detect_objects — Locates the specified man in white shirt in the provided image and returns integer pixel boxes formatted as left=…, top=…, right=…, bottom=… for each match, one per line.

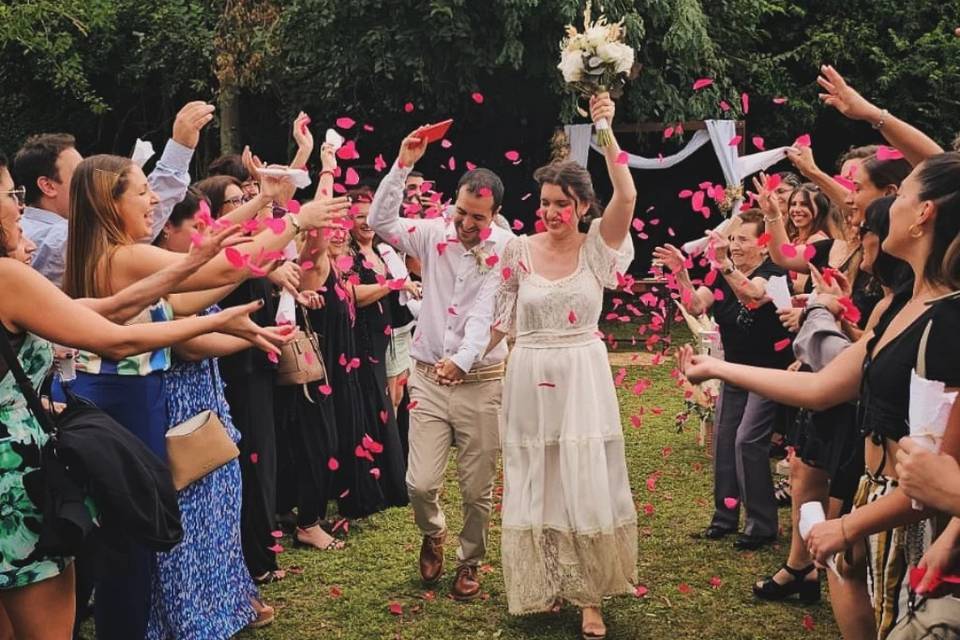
left=13, top=101, right=214, bottom=288
left=369, top=129, right=512, bottom=601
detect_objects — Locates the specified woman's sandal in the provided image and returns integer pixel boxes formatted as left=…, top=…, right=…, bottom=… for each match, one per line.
left=753, top=563, right=820, bottom=603
left=252, top=569, right=286, bottom=585
left=246, top=597, right=275, bottom=629
left=294, top=525, right=346, bottom=551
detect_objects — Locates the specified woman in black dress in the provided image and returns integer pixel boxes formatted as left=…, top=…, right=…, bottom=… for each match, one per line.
left=345, top=187, right=409, bottom=510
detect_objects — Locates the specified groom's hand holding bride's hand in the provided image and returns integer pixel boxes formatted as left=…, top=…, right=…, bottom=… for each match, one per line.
left=398, top=131, right=429, bottom=168
left=435, top=358, right=465, bottom=385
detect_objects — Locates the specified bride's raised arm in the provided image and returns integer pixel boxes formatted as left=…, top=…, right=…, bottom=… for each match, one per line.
left=593, top=93, right=636, bottom=249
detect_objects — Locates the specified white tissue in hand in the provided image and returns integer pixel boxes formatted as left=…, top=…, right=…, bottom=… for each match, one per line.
left=908, top=369, right=957, bottom=509
left=798, top=501, right=825, bottom=539
left=766, top=275, right=792, bottom=311
left=909, top=369, right=957, bottom=450
left=275, top=290, right=296, bottom=326
left=131, top=138, right=155, bottom=167
left=256, top=166, right=311, bottom=189
left=325, top=128, right=345, bottom=151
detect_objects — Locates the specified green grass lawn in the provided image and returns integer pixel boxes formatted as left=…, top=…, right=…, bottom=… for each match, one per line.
left=240, top=352, right=840, bottom=640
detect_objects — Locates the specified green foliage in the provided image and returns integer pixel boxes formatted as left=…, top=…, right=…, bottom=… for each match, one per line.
left=1, top=0, right=959, bottom=165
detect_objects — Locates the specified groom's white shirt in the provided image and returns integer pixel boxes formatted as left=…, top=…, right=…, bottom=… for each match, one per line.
left=368, top=161, right=513, bottom=373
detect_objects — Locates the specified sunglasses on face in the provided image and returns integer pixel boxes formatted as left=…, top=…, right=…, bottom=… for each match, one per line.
left=0, top=187, right=26, bottom=207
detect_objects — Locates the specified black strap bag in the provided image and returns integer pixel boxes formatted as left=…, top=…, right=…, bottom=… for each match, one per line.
left=0, top=331, right=182, bottom=557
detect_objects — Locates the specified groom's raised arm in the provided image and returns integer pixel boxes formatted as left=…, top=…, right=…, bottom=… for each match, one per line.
left=369, top=131, right=434, bottom=260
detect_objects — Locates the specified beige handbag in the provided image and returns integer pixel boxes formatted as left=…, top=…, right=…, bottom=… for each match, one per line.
left=276, top=305, right=327, bottom=386
left=165, top=410, right=239, bottom=491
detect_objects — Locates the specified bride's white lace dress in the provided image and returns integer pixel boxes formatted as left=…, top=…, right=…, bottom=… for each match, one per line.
left=496, top=219, right=638, bottom=615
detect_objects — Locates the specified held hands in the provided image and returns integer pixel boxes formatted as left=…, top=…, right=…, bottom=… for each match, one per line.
left=652, top=244, right=687, bottom=274
left=398, top=131, right=429, bottom=169
left=172, top=101, right=215, bottom=149
left=895, top=437, right=960, bottom=515
left=215, top=299, right=296, bottom=356
left=817, top=65, right=880, bottom=122
left=435, top=358, right=465, bottom=385
left=589, top=92, right=615, bottom=127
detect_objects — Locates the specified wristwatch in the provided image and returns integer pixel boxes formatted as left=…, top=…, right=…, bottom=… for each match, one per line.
left=720, top=261, right=735, bottom=276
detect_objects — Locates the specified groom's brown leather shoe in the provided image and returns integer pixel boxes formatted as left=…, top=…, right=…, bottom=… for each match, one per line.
left=419, top=533, right=445, bottom=584
left=451, top=565, right=481, bottom=601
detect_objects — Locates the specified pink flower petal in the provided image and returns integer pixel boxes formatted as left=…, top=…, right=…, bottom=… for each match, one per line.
left=803, top=244, right=817, bottom=261
left=876, top=145, right=905, bottom=161
left=752, top=135, right=765, bottom=151
left=327, top=456, right=339, bottom=471
left=225, top=247, right=247, bottom=269
left=774, top=338, right=792, bottom=352
left=471, top=92, right=484, bottom=104
left=773, top=97, right=788, bottom=105
left=374, top=154, right=387, bottom=172
left=741, top=92, right=750, bottom=114
left=728, top=135, right=742, bottom=147
left=780, top=243, right=798, bottom=258
left=504, top=150, right=520, bottom=162
left=616, top=150, right=628, bottom=165
left=719, top=100, right=731, bottom=112
left=403, top=102, right=414, bottom=113
left=723, top=497, right=739, bottom=509
left=345, top=167, right=360, bottom=186
left=692, top=78, right=714, bottom=91
left=335, top=116, right=355, bottom=129
left=793, top=133, right=811, bottom=148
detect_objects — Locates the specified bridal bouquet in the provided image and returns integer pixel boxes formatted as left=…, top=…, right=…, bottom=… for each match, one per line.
left=557, top=0, right=636, bottom=146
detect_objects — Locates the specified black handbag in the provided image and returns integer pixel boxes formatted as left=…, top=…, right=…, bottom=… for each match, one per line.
left=0, top=331, right=182, bottom=557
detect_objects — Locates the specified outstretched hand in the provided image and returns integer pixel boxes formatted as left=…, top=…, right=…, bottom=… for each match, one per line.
left=817, top=65, right=879, bottom=122
left=589, top=92, right=615, bottom=127
left=676, top=344, right=720, bottom=385
left=172, top=101, right=215, bottom=149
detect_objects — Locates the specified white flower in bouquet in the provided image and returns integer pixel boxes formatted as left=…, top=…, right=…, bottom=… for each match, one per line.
left=558, top=51, right=585, bottom=83
left=556, top=0, right=637, bottom=147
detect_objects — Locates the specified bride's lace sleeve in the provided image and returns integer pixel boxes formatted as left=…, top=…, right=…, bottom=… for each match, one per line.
left=584, top=218, right=635, bottom=289
left=493, top=237, right=522, bottom=335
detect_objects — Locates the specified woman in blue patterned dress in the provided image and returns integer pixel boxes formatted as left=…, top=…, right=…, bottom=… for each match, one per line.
left=147, top=191, right=273, bottom=637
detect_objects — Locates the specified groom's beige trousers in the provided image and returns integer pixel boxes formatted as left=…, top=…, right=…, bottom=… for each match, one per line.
left=405, top=361, right=503, bottom=567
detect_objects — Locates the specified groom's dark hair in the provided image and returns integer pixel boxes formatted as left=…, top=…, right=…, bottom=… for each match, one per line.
left=457, top=168, right=504, bottom=211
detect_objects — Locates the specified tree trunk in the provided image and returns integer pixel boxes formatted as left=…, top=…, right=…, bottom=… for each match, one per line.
left=218, top=83, right=241, bottom=155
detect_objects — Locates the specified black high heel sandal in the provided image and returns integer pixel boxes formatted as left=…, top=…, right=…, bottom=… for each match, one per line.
left=753, top=563, right=820, bottom=603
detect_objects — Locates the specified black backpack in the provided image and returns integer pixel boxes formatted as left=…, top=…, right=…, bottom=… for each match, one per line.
left=0, top=331, right=182, bottom=558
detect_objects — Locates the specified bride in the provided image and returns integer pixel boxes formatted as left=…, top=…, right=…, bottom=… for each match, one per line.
left=487, top=92, right=637, bottom=639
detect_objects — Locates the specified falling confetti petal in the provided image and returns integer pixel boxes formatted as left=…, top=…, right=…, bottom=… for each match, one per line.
left=335, top=116, right=355, bottom=129
left=504, top=150, right=520, bottom=162
left=692, top=78, right=714, bottom=91
left=471, top=92, right=484, bottom=104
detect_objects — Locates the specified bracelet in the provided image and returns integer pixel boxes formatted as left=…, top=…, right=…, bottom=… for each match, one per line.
left=764, top=214, right=782, bottom=223
left=318, top=169, right=335, bottom=179
left=286, top=213, right=303, bottom=234
left=839, top=515, right=851, bottom=546
left=871, top=108, right=890, bottom=130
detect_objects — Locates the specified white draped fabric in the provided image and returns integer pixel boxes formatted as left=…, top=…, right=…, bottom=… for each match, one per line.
left=563, top=121, right=791, bottom=254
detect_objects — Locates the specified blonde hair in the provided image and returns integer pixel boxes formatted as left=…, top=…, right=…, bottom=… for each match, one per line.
left=64, top=154, right=136, bottom=298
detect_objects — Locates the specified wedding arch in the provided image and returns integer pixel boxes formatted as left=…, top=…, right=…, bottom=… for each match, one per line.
left=563, top=120, right=792, bottom=253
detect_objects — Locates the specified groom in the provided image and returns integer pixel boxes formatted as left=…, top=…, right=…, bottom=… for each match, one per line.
left=368, top=128, right=513, bottom=600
